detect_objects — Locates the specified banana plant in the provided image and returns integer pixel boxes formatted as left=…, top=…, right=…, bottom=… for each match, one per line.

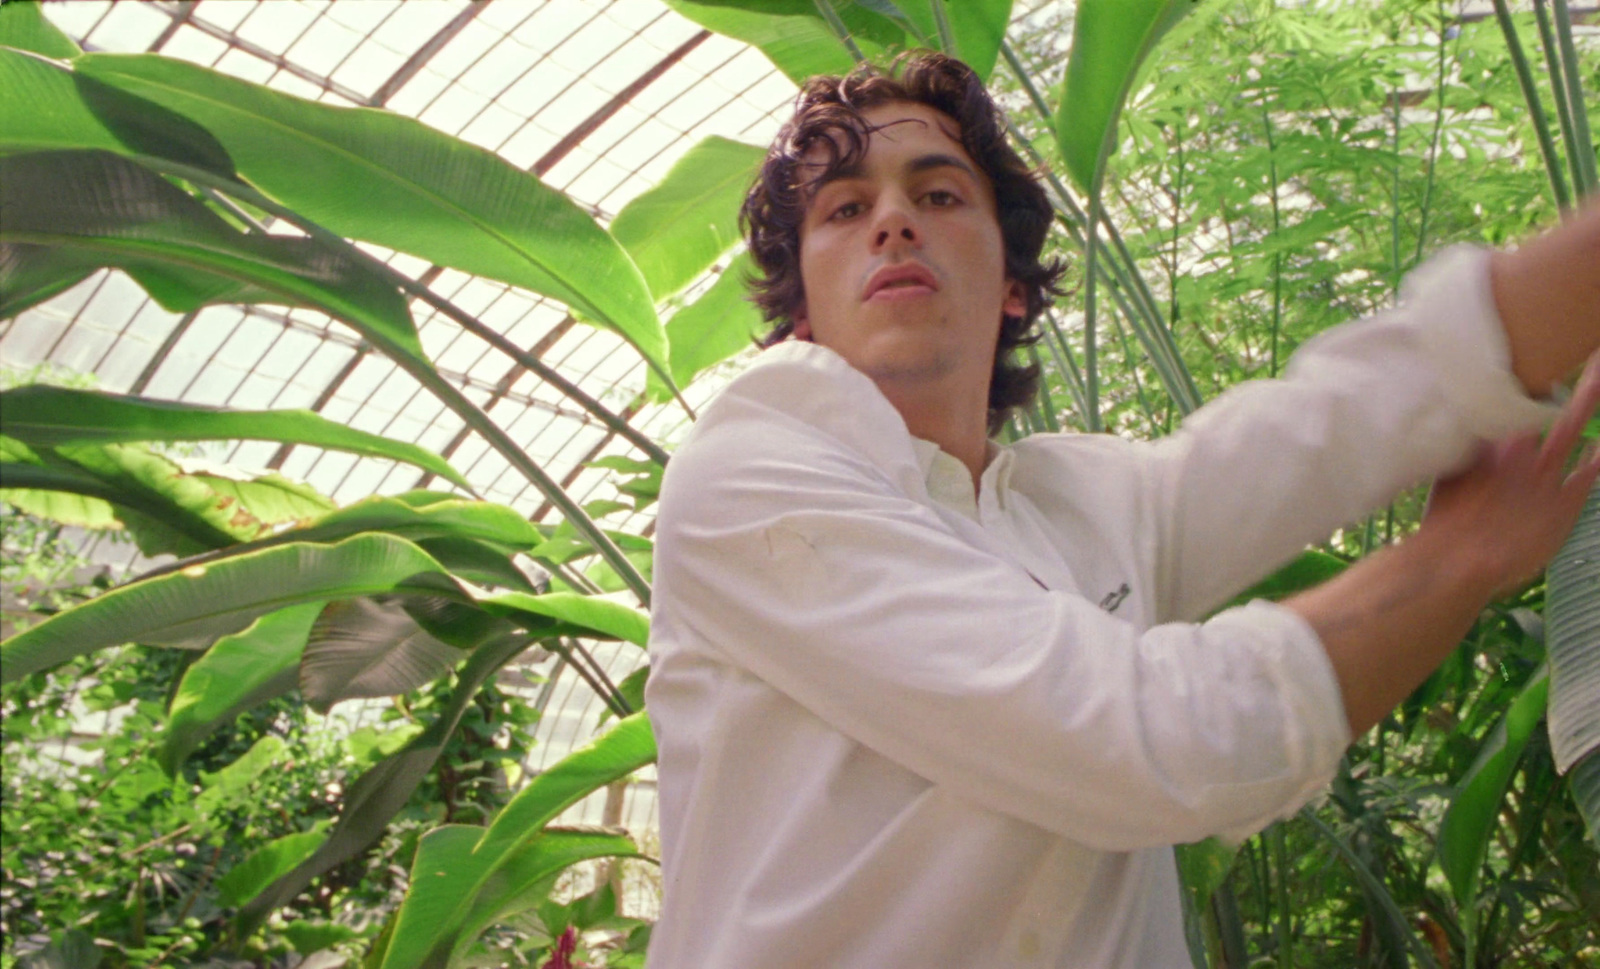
left=1480, top=0, right=1600, bottom=845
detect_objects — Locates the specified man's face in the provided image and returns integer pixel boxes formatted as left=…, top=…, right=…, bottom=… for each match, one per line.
left=794, top=101, right=1025, bottom=394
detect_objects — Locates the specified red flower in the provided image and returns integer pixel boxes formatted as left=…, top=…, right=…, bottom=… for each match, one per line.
left=539, top=926, right=579, bottom=969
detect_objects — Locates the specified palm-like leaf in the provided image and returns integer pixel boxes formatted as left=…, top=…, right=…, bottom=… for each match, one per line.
left=70, top=52, right=667, bottom=368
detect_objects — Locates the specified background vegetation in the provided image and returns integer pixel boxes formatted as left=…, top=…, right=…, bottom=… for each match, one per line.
left=1, top=0, right=1596, bottom=966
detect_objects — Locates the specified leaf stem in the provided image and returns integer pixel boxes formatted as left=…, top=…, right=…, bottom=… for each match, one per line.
left=1490, top=0, right=1573, bottom=210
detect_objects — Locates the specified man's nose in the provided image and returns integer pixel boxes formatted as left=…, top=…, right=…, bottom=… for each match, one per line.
left=871, top=201, right=920, bottom=251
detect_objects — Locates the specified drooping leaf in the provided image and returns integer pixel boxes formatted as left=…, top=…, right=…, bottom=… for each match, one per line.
left=0, top=152, right=443, bottom=433
left=649, top=253, right=765, bottom=401
left=73, top=52, right=667, bottom=369
left=1570, top=749, right=1600, bottom=844
left=458, top=828, right=642, bottom=947
left=161, top=602, right=323, bottom=776
left=26, top=443, right=258, bottom=555
left=414, top=535, right=541, bottom=594
left=215, top=823, right=331, bottom=908
left=0, top=1, right=82, bottom=59
left=137, top=494, right=544, bottom=588
left=299, top=597, right=467, bottom=714
left=0, top=533, right=451, bottom=683
left=1436, top=667, right=1550, bottom=909
left=238, top=632, right=536, bottom=940
left=0, top=243, right=98, bottom=319
left=0, top=47, right=234, bottom=176
left=611, top=137, right=766, bottom=301
left=183, top=468, right=336, bottom=527
left=600, top=665, right=650, bottom=727
left=1054, top=0, right=1198, bottom=195
left=886, top=0, right=1014, bottom=79
left=474, top=590, right=650, bottom=648
left=196, top=734, right=285, bottom=816
left=662, top=0, right=904, bottom=84
left=376, top=713, right=655, bottom=969
left=0, top=385, right=472, bottom=492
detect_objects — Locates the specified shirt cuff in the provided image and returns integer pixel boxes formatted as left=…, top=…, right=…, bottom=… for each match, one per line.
left=1403, top=244, right=1561, bottom=440
left=1213, top=598, right=1350, bottom=844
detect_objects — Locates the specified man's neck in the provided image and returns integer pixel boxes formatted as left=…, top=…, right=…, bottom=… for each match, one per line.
left=877, top=378, right=992, bottom=490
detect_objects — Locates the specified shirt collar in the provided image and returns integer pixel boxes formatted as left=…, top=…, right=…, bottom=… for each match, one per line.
left=911, top=437, right=1013, bottom=521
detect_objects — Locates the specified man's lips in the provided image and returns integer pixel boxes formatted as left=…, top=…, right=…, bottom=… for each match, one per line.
left=862, top=262, right=940, bottom=301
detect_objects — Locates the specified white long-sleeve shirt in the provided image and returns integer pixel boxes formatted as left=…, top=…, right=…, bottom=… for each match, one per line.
left=644, top=246, right=1553, bottom=967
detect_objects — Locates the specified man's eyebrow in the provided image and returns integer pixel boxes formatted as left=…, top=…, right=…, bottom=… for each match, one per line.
left=807, top=152, right=980, bottom=202
left=903, top=152, right=980, bottom=180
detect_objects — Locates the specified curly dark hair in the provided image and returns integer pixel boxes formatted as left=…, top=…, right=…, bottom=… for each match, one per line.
left=741, top=51, right=1064, bottom=435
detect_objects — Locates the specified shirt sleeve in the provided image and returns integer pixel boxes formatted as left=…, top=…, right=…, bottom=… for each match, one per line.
left=1147, top=245, right=1557, bottom=622
left=653, top=392, right=1351, bottom=852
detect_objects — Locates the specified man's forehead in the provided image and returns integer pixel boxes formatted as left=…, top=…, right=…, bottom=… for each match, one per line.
left=797, top=101, right=972, bottom=183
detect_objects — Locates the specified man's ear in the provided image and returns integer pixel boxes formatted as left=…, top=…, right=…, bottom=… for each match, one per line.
left=793, top=306, right=812, bottom=342
left=1001, top=281, right=1026, bottom=320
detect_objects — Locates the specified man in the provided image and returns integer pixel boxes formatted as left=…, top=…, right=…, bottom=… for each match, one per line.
left=643, top=53, right=1600, bottom=967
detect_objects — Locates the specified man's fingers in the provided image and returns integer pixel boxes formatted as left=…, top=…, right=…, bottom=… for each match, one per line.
left=1540, top=354, right=1600, bottom=469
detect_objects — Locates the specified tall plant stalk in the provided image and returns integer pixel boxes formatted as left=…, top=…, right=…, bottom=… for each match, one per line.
left=1491, top=0, right=1574, bottom=210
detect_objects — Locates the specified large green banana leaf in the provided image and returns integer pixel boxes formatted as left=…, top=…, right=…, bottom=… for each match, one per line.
left=0, top=0, right=80, bottom=59
left=371, top=825, right=640, bottom=969
left=66, top=52, right=666, bottom=369
left=648, top=251, right=766, bottom=402
left=0, top=46, right=235, bottom=177
left=0, top=533, right=453, bottom=681
left=664, top=0, right=1011, bottom=83
left=237, top=631, right=535, bottom=939
left=0, top=150, right=427, bottom=363
left=610, top=136, right=765, bottom=301
left=215, top=823, right=331, bottom=910
left=1054, top=0, right=1197, bottom=196
left=0, top=385, right=471, bottom=491
left=134, top=492, right=543, bottom=584
left=378, top=712, right=656, bottom=969
left=1, top=244, right=98, bottom=318
left=160, top=603, right=323, bottom=776
left=3, top=443, right=261, bottom=556
left=297, top=596, right=477, bottom=714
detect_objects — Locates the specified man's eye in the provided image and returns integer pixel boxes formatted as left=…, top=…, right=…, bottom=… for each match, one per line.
left=925, top=190, right=959, bottom=207
left=829, top=201, right=863, bottom=221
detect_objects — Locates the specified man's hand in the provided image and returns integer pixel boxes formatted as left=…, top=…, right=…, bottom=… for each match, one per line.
left=1421, top=356, right=1600, bottom=599
left=1289, top=357, right=1600, bottom=736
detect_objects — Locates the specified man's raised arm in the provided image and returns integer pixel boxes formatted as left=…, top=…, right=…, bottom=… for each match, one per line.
left=1492, top=199, right=1600, bottom=396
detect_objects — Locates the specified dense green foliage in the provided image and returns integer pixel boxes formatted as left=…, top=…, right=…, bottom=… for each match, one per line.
left=1, top=0, right=1597, bottom=966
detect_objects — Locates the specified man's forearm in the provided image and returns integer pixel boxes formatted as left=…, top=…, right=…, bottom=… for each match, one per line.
left=1286, top=531, right=1499, bottom=737
left=1491, top=199, right=1600, bottom=397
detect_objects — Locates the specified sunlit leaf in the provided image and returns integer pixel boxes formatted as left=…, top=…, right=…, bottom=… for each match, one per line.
left=0, top=1, right=82, bottom=59
left=1, top=385, right=471, bottom=492
left=377, top=714, right=655, bottom=969
left=0, top=533, right=451, bottom=683
left=73, top=53, right=667, bottom=369
left=649, top=253, right=765, bottom=401
left=216, top=824, right=331, bottom=908
left=1054, top=0, right=1197, bottom=194
left=610, top=136, right=765, bottom=300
